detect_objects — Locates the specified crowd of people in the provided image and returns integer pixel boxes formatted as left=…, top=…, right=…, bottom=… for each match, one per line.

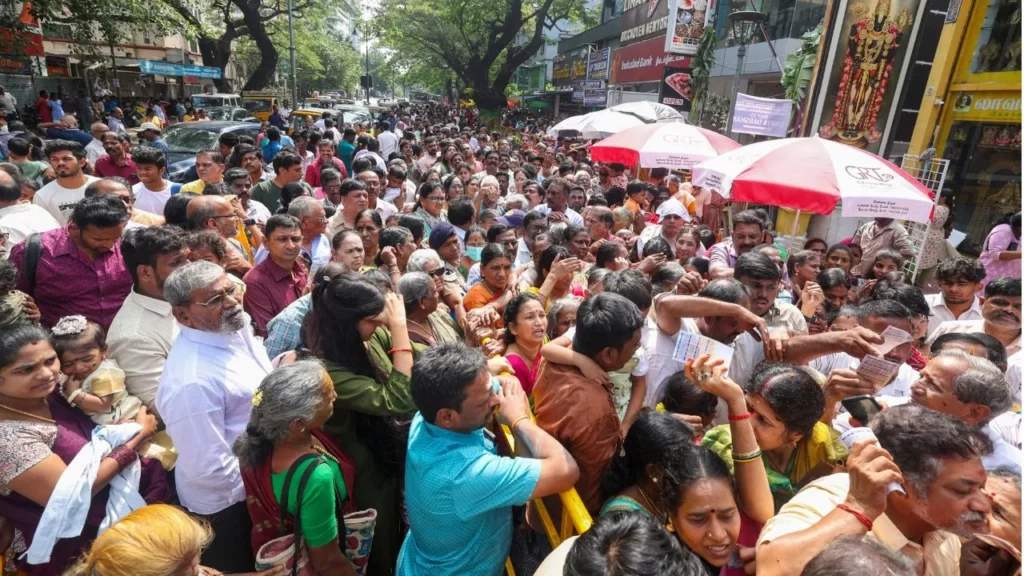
left=0, top=97, right=1020, bottom=576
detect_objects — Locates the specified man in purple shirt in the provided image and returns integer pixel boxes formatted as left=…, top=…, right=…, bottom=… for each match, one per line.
left=10, top=195, right=132, bottom=329
left=242, top=213, right=307, bottom=337
left=709, top=209, right=766, bottom=280
left=93, top=131, right=139, bottom=184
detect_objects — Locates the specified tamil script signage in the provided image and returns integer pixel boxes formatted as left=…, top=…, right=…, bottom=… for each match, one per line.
left=951, top=91, right=1021, bottom=122
left=553, top=49, right=588, bottom=87
left=587, top=47, right=611, bottom=81
left=665, top=0, right=706, bottom=55
left=731, top=93, right=792, bottom=137
left=138, top=59, right=222, bottom=79
left=610, top=35, right=690, bottom=84
left=620, top=0, right=670, bottom=46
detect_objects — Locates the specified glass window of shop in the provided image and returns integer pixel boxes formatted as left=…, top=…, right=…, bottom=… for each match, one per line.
left=715, top=0, right=826, bottom=47
left=967, top=0, right=1022, bottom=74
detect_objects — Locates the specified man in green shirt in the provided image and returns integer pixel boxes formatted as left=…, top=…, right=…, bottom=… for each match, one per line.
left=250, top=150, right=311, bottom=213
left=337, top=127, right=357, bottom=176
left=7, top=137, right=54, bottom=185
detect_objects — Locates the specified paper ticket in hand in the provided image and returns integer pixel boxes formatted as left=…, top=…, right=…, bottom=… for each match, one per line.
left=876, top=326, right=913, bottom=355
left=856, top=355, right=900, bottom=387
left=839, top=427, right=905, bottom=495
left=673, top=332, right=734, bottom=368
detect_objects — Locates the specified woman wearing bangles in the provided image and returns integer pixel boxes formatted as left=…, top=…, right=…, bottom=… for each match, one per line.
left=701, top=362, right=846, bottom=512
left=598, top=354, right=773, bottom=575
left=0, top=324, right=171, bottom=575
left=310, top=273, right=420, bottom=575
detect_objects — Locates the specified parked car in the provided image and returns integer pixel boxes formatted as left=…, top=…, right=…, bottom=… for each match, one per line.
left=205, top=106, right=259, bottom=123
left=190, top=93, right=242, bottom=110
left=162, top=121, right=260, bottom=183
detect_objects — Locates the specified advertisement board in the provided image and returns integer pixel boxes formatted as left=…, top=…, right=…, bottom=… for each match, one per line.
left=664, top=0, right=707, bottom=55
left=587, top=48, right=611, bottom=81
left=620, top=0, right=670, bottom=46
left=950, top=91, right=1021, bottom=123
left=658, top=65, right=692, bottom=113
left=731, top=93, right=792, bottom=137
left=553, top=49, right=589, bottom=87
left=610, top=35, right=690, bottom=84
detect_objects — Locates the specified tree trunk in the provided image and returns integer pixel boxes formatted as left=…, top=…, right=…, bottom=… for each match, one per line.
left=238, top=1, right=279, bottom=90
left=198, top=36, right=234, bottom=92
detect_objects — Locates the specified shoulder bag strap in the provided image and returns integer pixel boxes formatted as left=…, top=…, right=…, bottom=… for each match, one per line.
left=290, top=455, right=326, bottom=576
left=278, top=453, right=323, bottom=530
left=22, top=232, right=42, bottom=295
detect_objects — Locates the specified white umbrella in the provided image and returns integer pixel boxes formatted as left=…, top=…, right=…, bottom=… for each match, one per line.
left=549, top=109, right=646, bottom=139
left=609, top=101, right=686, bottom=123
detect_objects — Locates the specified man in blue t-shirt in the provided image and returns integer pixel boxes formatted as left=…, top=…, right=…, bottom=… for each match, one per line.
left=397, top=343, right=579, bottom=576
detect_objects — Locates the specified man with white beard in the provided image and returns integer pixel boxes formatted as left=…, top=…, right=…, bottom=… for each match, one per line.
left=156, top=260, right=272, bottom=573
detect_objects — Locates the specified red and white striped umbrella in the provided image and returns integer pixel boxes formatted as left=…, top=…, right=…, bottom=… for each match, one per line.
left=692, top=137, right=935, bottom=223
left=590, top=122, right=741, bottom=170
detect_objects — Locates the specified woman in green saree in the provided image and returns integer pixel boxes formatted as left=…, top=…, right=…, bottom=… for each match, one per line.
left=310, top=272, right=418, bottom=576
left=701, top=362, right=847, bottom=512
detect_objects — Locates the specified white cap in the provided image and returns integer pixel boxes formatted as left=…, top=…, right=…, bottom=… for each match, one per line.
left=657, top=198, right=689, bottom=222
left=139, top=122, right=160, bottom=133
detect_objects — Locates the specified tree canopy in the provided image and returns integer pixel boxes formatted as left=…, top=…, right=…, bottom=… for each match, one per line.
left=377, top=0, right=597, bottom=111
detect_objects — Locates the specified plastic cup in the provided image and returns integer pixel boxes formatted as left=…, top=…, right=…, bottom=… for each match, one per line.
left=839, top=427, right=905, bottom=495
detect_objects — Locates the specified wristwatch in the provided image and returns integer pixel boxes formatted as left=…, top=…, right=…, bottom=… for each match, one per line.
left=243, top=218, right=256, bottom=227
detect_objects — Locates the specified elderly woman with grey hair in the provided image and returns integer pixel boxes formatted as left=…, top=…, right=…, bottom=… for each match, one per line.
left=235, top=359, right=357, bottom=576
left=398, top=271, right=462, bottom=346
left=406, top=248, right=469, bottom=330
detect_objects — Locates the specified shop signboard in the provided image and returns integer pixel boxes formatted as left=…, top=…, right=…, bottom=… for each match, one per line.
left=587, top=48, right=611, bottom=80
left=812, top=0, right=923, bottom=154
left=731, top=93, right=792, bottom=137
left=951, top=91, right=1021, bottom=122
left=0, top=55, right=34, bottom=75
left=138, top=59, right=222, bottom=79
left=620, top=0, right=671, bottom=46
left=553, top=49, right=588, bottom=87
left=658, top=66, right=692, bottom=113
left=610, top=35, right=690, bottom=84
left=582, top=80, right=608, bottom=107
left=45, top=55, right=70, bottom=77
left=664, top=0, right=707, bottom=55
left=572, top=80, right=585, bottom=103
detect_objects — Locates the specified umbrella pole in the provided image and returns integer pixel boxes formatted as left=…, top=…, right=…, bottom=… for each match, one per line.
left=786, top=209, right=801, bottom=255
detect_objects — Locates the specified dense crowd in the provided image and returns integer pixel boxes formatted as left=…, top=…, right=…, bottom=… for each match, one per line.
left=0, top=96, right=1020, bottom=576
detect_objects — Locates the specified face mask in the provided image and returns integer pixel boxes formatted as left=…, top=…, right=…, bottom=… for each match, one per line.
left=466, top=246, right=484, bottom=262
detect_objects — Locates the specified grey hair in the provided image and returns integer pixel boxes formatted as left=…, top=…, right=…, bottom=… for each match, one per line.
left=504, top=193, right=527, bottom=211
left=480, top=175, right=499, bottom=190
left=398, top=272, right=433, bottom=312
left=800, top=535, right=915, bottom=576
left=937, top=349, right=1012, bottom=424
left=546, top=297, right=580, bottom=339
left=163, top=260, right=225, bottom=307
left=406, top=248, right=443, bottom=273
left=287, top=196, right=321, bottom=219
left=233, top=359, right=328, bottom=468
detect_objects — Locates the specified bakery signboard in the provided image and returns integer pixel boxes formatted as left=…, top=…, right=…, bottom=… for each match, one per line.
left=620, top=0, right=671, bottom=46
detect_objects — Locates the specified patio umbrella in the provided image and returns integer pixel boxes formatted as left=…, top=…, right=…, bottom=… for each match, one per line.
left=691, top=137, right=935, bottom=223
left=548, top=109, right=647, bottom=139
left=608, top=101, right=686, bottom=123
left=589, top=123, right=741, bottom=169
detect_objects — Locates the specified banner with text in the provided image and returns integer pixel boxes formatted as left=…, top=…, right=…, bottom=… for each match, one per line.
left=620, top=0, right=670, bottom=46
left=587, top=47, right=611, bottom=81
left=664, top=0, right=706, bottom=55
left=610, top=35, right=690, bottom=84
left=731, top=93, right=792, bottom=137
left=658, top=66, right=692, bottom=113
left=138, top=59, right=222, bottom=79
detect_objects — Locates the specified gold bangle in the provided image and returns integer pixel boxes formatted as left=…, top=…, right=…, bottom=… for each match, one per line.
left=510, top=415, right=530, bottom=433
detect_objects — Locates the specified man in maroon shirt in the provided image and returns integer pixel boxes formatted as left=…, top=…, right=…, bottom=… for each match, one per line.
left=11, top=195, right=132, bottom=329
left=94, top=132, right=139, bottom=184
left=242, top=213, right=307, bottom=337
left=304, top=138, right=347, bottom=187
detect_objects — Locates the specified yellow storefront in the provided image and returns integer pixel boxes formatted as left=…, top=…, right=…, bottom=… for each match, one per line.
left=908, top=0, right=1021, bottom=255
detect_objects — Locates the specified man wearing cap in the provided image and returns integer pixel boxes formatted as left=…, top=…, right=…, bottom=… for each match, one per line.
left=429, top=222, right=468, bottom=294
left=636, top=198, right=688, bottom=259
left=138, top=122, right=169, bottom=155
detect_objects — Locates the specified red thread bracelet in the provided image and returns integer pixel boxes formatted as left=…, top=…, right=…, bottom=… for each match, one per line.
left=836, top=504, right=873, bottom=531
left=728, top=412, right=751, bottom=421
left=389, top=348, right=413, bottom=355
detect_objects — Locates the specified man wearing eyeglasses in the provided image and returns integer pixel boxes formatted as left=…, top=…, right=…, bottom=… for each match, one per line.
left=158, top=260, right=272, bottom=573
left=83, top=177, right=166, bottom=230
left=185, top=195, right=254, bottom=277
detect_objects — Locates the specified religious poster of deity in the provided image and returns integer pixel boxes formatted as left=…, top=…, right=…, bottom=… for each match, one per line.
left=812, top=0, right=923, bottom=154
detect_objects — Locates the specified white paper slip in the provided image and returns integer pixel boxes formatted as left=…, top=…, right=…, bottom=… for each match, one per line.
left=876, top=325, right=913, bottom=355
left=672, top=331, right=734, bottom=368
left=856, top=355, right=900, bottom=386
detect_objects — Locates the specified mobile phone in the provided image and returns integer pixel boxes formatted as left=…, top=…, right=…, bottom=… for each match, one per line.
left=841, top=394, right=882, bottom=423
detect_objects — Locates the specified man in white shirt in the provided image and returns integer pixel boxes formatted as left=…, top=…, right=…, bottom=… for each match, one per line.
left=157, top=260, right=271, bottom=573
left=0, top=170, right=60, bottom=259
left=927, top=277, right=1021, bottom=357
left=925, top=257, right=985, bottom=335
left=535, top=177, right=584, bottom=227
left=353, top=137, right=387, bottom=171
left=84, top=122, right=109, bottom=167
left=376, top=120, right=399, bottom=158
left=107, top=226, right=189, bottom=413
left=131, top=146, right=177, bottom=215
left=254, top=196, right=332, bottom=274
left=32, top=139, right=98, bottom=225
left=358, top=169, right=397, bottom=222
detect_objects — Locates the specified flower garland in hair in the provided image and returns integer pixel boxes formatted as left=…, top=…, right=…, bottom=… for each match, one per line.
left=51, top=315, right=88, bottom=337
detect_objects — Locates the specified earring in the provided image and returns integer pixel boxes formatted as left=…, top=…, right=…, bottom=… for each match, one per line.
left=652, top=477, right=658, bottom=483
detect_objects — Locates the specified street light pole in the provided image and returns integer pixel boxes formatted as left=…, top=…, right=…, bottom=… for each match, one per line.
left=364, top=21, right=371, bottom=105
left=287, top=0, right=298, bottom=107
left=724, top=10, right=765, bottom=137
left=725, top=43, right=746, bottom=136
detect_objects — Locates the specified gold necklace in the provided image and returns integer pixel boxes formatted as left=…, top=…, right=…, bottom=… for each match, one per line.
left=0, top=402, right=55, bottom=424
left=637, top=485, right=674, bottom=532
left=407, top=318, right=436, bottom=341
left=310, top=443, right=339, bottom=465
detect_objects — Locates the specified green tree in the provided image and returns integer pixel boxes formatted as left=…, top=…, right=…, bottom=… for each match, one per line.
left=780, top=21, right=824, bottom=134
left=688, top=26, right=717, bottom=124
left=377, top=0, right=597, bottom=111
